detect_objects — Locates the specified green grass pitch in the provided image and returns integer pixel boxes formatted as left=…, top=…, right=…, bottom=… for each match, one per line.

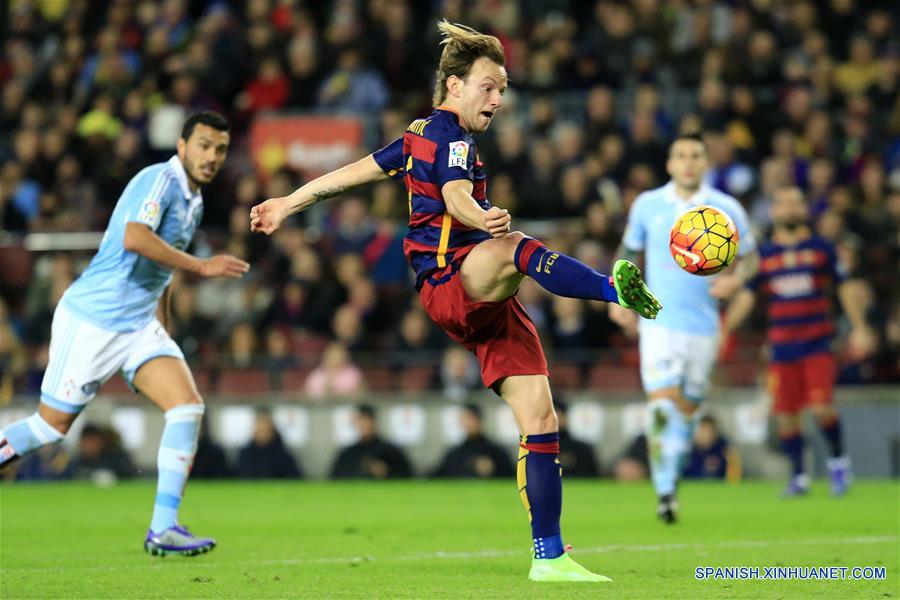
left=1, top=480, right=897, bottom=599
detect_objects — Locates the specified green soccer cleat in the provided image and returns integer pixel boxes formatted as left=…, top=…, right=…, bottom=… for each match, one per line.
left=612, top=259, right=662, bottom=320
left=528, top=551, right=612, bottom=583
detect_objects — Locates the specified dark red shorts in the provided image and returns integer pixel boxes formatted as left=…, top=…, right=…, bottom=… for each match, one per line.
left=419, top=255, right=548, bottom=391
left=767, top=352, right=836, bottom=414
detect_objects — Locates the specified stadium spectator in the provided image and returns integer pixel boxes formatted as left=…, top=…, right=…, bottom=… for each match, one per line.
left=226, top=321, right=258, bottom=370
left=236, top=55, right=290, bottom=115
left=330, top=405, right=411, bottom=479
left=705, top=131, right=756, bottom=199
left=191, top=417, right=233, bottom=479
left=0, top=298, right=27, bottom=405
left=432, top=404, right=514, bottom=479
left=389, top=307, right=446, bottom=368
left=285, top=32, right=322, bottom=109
left=72, top=424, right=136, bottom=484
left=304, top=342, right=364, bottom=399
left=236, top=410, right=302, bottom=479
left=262, top=327, right=298, bottom=391
left=438, top=346, right=481, bottom=402
left=549, top=296, right=591, bottom=353
left=613, top=433, right=649, bottom=482
left=169, top=280, right=212, bottom=363
left=682, top=414, right=740, bottom=482
left=7, top=444, right=73, bottom=482
left=262, top=280, right=315, bottom=333
left=834, top=36, right=884, bottom=97
left=556, top=401, right=600, bottom=478
left=316, top=47, right=389, bottom=114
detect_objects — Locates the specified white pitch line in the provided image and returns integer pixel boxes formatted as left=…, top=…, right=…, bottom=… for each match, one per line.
left=262, top=535, right=900, bottom=566
left=4, top=535, right=896, bottom=574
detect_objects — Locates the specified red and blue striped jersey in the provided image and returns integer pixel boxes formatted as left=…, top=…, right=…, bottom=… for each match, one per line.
left=747, top=235, right=846, bottom=363
left=372, top=108, right=491, bottom=289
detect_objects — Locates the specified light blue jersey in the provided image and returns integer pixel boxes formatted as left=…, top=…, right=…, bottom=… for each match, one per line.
left=622, top=182, right=756, bottom=335
left=62, top=156, right=203, bottom=332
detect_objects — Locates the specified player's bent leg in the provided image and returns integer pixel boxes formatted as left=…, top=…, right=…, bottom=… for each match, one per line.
left=499, top=375, right=610, bottom=583
left=132, top=356, right=204, bottom=413
left=499, top=374, right=557, bottom=434
left=0, top=404, right=73, bottom=471
left=646, top=387, right=695, bottom=524
left=460, top=233, right=660, bottom=320
left=463, top=233, right=660, bottom=318
left=38, top=403, right=79, bottom=435
left=4, top=302, right=117, bottom=470
left=459, top=232, right=527, bottom=303
left=132, top=357, right=214, bottom=556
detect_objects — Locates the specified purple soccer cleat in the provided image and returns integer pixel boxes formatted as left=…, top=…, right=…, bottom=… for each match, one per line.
left=144, top=524, right=216, bottom=557
left=780, top=474, right=810, bottom=498
left=827, top=457, right=852, bottom=497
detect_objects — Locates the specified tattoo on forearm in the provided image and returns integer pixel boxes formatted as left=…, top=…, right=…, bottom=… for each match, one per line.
left=312, top=185, right=349, bottom=201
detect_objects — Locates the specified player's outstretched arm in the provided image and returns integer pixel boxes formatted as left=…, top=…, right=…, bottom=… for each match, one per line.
left=250, top=155, right=389, bottom=235
left=710, top=250, right=760, bottom=300
left=722, top=288, right=756, bottom=335
left=442, top=179, right=510, bottom=237
left=837, top=279, right=878, bottom=358
left=123, top=222, right=249, bottom=278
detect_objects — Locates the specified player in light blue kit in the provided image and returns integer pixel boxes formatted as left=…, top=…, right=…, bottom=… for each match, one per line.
left=610, top=133, right=759, bottom=523
left=0, top=112, right=249, bottom=555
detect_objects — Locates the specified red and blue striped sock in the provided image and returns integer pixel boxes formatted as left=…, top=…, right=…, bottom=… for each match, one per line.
left=518, top=432, right=565, bottom=559
left=514, top=238, right=619, bottom=303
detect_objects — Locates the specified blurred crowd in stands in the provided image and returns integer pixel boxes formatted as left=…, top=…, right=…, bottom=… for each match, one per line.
left=1, top=400, right=741, bottom=482
left=1, top=0, right=899, bottom=402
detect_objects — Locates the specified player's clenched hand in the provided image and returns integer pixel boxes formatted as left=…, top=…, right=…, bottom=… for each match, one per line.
left=709, top=273, right=743, bottom=300
left=847, top=325, right=878, bottom=360
left=250, top=197, right=289, bottom=235
left=198, top=255, right=250, bottom=278
left=609, top=302, right=639, bottom=337
left=484, top=207, right=511, bottom=238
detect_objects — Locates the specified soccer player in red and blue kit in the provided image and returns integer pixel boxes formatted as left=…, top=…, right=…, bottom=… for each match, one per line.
left=251, top=21, right=661, bottom=582
left=725, top=185, right=876, bottom=497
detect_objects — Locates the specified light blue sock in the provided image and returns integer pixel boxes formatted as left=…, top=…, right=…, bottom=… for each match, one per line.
left=646, top=398, right=689, bottom=497
left=1, top=412, right=64, bottom=466
left=150, top=404, right=204, bottom=534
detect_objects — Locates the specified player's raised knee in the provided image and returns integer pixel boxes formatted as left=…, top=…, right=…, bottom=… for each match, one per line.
left=506, top=231, right=528, bottom=244
left=494, top=231, right=528, bottom=264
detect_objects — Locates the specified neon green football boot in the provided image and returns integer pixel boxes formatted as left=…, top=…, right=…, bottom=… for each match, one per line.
left=611, top=259, right=662, bottom=320
left=528, top=551, right=612, bottom=583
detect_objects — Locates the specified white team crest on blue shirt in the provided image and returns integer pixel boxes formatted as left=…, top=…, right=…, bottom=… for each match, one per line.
left=448, top=141, right=469, bottom=168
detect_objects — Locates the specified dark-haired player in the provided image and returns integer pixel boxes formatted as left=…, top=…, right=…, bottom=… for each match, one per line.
left=251, top=21, right=660, bottom=582
left=724, top=185, right=876, bottom=497
left=611, top=133, right=758, bottom=524
left=0, top=112, right=249, bottom=555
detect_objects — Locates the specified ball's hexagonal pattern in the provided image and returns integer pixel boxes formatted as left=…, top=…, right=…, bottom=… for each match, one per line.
left=668, top=205, right=740, bottom=276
